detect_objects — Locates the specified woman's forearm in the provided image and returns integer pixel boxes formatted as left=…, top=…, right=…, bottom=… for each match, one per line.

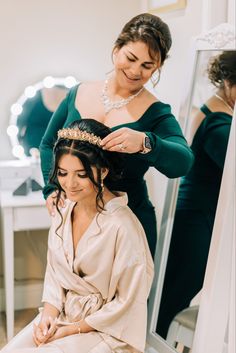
left=41, top=302, right=60, bottom=321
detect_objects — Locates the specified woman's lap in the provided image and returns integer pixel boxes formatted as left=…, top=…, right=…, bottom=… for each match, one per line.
left=1, top=316, right=111, bottom=353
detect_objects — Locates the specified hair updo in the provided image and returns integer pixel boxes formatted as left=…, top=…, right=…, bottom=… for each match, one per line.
left=114, top=13, right=172, bottom=66
left=207, top=51, right=236, bottom=88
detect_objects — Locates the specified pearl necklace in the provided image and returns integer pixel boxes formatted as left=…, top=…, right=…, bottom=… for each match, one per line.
left=214, top=94, right=234, bottom=114
left=101, top=79, right=144, bottom=114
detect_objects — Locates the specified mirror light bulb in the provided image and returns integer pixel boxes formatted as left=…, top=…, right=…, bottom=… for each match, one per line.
left=7, top=125, right=19, bottom=137
left=11, top=103, right=23, bottom=115
left=12, top=145, right=25, bottom=158
left=24, top=86, right=37, bottom=98
left=64, top=76, right=77, bottom=88
left=43, top=76, right=55, bottom=88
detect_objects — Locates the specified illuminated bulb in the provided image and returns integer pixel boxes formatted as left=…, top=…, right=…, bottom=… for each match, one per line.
left=24, top=86, right=37, bottom=98
left=43, top=76, right=55, bottom=88
left=7, top=125, right=19, bottom=137
left=64, top=76, right=77, bottom=88
left=12, top=145, right=25, bottom=158
left=11, top=103, right=23, bottom=115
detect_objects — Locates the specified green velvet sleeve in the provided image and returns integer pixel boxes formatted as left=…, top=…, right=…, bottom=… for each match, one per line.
left=138, top=115, right=194, bottom=178
left=39, top=93, right=69, bottom=199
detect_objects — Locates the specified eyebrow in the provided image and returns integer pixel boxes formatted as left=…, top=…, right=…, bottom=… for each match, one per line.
left=127, top=50, right=155, bottom=65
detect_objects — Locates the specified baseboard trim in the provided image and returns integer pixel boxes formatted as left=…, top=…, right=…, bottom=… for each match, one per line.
left=0, top=282, right=43, bottom=311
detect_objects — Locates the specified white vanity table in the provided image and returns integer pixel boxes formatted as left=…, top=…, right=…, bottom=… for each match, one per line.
left=0, top=168, right=50, bottom=341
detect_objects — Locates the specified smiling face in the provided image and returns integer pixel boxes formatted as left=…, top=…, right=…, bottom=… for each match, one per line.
left=113, top=41, right=160, bottom=91
left=57, top=154, right=98, bottom=205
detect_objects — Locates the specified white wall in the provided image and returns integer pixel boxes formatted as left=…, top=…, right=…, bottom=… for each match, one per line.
left=0, top=0, right=142, bottom=160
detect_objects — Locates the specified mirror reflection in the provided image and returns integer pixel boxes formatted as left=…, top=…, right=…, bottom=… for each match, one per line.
left=17, top=86, right=68, bottom=156
left=156, top=50, right=236, bottom=351
left=7, top=76, right=77, bottom=159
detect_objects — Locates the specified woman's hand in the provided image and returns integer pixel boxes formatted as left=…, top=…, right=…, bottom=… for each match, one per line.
left=100, top=127, right=145, bottom=153
left=33, top=316, right=57, bottom=346
left=45, top=325, right=72, bottom=343
left=46, top=191, right=66, bottom=216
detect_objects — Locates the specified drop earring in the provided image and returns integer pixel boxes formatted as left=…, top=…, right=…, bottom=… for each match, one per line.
left=100, top=178, right=104, bottom=193
left=151, top=69, right=161, bottom=88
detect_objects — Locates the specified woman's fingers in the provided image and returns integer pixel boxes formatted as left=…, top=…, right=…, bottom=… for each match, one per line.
left=46, top=192, right=57, bottom=216
left=33, top=323, right=45, bottom=346
left=46, top=191, right=66, bottom=216
left=100, top=129, right=124, bottom=146
left=47, top=316, right=58, bottom=336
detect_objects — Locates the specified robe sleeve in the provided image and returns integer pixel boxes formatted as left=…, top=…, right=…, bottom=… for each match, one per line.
left=41, top=228, right=66, bottom=312
left=85, top=221, right=154, bottom=352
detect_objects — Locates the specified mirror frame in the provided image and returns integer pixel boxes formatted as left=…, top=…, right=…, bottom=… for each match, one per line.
left=7, top=75, right=78, bottom=159
left=146, top=22, right=236, bottom=353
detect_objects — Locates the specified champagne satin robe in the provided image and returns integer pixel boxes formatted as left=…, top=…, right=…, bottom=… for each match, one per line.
left=2, top=194, right=154, bottom=353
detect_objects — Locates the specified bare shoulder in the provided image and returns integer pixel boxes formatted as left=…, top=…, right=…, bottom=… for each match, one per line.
left=144, top=88, right=160, bottom=103
left=77, top=80, right=103, bottom=97
left=206, top=95, right=230, bottom=114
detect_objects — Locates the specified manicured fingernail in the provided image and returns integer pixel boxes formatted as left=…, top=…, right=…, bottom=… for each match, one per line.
left=43, top=329, right=47, bottom=336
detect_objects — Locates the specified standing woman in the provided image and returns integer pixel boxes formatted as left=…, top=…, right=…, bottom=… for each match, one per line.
left=40, top=13, right=194, bottom=258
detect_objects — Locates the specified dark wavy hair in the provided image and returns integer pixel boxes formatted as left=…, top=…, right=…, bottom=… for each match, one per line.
left=207, top=51, right=236, bottom=88
left=49, top=119, right=124, bottom=218
left=114, top=13, right=172, bottom=66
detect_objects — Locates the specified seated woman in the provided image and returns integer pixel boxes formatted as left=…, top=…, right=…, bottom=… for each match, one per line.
left=2, top=119, right=154, bottom=353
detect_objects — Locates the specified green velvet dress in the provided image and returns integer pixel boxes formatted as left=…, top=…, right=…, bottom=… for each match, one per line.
left=156, top=105, right=232, bottom=337
left=39, top=85, right=194, bottom=257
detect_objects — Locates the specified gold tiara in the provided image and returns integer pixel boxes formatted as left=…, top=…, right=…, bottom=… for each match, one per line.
left=57, top=128, right=102, bottom=147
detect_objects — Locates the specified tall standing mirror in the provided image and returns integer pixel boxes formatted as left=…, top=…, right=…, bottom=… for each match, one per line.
left=146, top=23, right=235, bottom=353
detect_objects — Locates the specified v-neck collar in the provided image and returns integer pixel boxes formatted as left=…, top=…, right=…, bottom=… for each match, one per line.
left=62, top=193, right=128, bottom=267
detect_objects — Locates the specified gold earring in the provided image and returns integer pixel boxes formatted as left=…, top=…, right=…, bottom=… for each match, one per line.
left=151, top=69, right=161, bottom=88
left=100, top=178, right=104, bottom=193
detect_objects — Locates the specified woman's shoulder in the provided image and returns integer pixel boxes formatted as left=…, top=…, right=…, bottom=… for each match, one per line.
left=77, top=80, right=103, bottom=96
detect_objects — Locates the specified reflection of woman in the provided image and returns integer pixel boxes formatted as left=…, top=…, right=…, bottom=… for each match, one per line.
left=40, top=13, right=194, bottom=258
left=157, top=51, right=236, bottom=338
left=17, top=86, right=67, bottom=156
left=2, top=119, right=154, bottom=353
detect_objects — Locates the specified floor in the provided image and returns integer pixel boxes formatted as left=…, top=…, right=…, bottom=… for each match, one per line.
left=0, top=308, right=38, bottom=349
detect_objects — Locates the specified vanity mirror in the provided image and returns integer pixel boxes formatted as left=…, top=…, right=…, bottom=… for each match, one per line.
left=146, top=23, right=235, bottom=353
left=7, top=76, right=78, bottom=159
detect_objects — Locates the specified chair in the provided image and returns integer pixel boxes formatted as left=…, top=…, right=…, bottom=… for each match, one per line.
left=166, top=305, right=199, bottom=353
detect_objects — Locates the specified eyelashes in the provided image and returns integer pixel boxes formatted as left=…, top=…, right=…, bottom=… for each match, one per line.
left=126, top=55, right=154, bottom=70
left=57, top=170, right=88, bottom=178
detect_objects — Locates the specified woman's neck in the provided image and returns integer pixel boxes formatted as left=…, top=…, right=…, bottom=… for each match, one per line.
left=73, top=188, right=115, bottom=216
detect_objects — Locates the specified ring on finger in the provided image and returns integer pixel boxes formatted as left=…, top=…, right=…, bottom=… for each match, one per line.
left=118, top=143, right=126, bottom=151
